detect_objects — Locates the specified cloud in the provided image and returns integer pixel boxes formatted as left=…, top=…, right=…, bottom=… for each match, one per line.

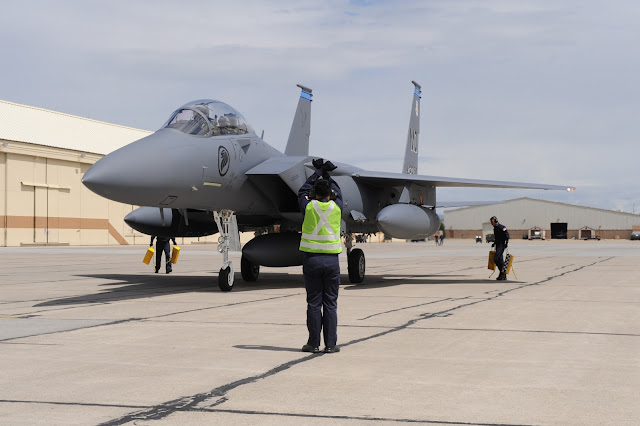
left=1, top=0, right=639, bottom=211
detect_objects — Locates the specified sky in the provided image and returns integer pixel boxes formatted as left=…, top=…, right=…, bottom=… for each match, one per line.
left=1, top=0, right=639, bottom=212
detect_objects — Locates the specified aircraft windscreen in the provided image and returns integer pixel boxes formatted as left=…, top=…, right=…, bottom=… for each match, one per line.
left=162, top=99, right=254, bottom=136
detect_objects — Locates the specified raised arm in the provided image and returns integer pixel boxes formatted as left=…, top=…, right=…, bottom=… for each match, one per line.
left=298, top=168, right=323, bottom=212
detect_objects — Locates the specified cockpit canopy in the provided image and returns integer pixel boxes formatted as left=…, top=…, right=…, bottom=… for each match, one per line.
left=162, top=99, right=254, bottom=137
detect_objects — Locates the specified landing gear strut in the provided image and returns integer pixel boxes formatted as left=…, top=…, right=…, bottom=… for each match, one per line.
left=214, top=210, right=239, bottom=292
left=345, top=233, right=365, bottom=283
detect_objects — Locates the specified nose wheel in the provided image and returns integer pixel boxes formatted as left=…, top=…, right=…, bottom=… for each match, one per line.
left=218, top=263, right=235, bottom=291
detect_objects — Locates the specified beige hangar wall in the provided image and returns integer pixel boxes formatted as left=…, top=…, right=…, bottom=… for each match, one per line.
left=0, top=141, right=242, bottom=247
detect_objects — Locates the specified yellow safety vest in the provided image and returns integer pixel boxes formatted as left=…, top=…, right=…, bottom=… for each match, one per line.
left=299, top=200, right=342, bottom=254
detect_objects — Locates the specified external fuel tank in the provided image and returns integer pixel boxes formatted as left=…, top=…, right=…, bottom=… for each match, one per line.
left=376, top=204, right=440, bottom=240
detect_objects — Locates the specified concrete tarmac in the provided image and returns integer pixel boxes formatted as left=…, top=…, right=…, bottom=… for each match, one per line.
left=0, top=240, right=639, bottom=425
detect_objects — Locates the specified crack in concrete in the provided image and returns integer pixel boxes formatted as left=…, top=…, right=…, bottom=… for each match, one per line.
left=357, top=297, right=456, bottom=320
left=101, top=256, right=613, bottom=425
left=0, top=294, right=298, bottom=342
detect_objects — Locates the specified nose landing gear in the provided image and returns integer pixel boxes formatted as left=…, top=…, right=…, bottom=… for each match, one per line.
left=213, top=210, right=240, bottom=291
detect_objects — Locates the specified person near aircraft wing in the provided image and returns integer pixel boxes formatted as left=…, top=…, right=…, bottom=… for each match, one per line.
left=150, top=235, right=177, bottom=274
left=490, top=216, right=510, bottom=280
left=298, top=159, right=343, bottom=354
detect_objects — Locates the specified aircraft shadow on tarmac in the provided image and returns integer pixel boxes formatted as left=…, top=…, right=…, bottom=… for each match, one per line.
left=342, top=274, right=513, bottom=290
left=33, top=272, right=511, bottom=307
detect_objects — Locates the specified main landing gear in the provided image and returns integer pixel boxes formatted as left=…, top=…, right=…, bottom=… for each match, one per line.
left=241, top=255, right=260, bottom=282
left=344, top=233, right=365, bottom=283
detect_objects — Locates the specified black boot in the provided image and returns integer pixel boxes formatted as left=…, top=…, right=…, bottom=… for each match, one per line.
left=496, top=272, right=507, bottom=281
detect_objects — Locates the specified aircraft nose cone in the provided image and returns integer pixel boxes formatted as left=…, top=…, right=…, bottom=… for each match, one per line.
left=125, top=207, right=173, bottom=235
left=124, top=207, right=170, bottom=228
left=123, top=208, right=145, bottom=228
left=82, top=131, right=184, bottom=206
left=81, top=156, right=122, bottom=197
left=82, top=147, right=151, bottom=203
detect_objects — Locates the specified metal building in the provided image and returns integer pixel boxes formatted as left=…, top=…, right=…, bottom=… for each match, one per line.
left=444, top=197, right=640, bottom=240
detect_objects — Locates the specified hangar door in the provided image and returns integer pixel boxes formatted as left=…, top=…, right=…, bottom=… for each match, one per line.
left=21, top=158, right=70, bottom=245
left=23, top=181, right=64, bottom=244
left=550, top=223, right=568, bottom=239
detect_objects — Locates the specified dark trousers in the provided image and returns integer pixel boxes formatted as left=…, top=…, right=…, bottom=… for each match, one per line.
left=155, top=240, right=172, bottom=272
left=494, top=243, right=506, bottom=272
left=303, top=253, right=340, bottom=347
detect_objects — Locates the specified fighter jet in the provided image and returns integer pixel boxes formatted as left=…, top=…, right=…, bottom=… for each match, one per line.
left=82, top=82, right=574, bottom=291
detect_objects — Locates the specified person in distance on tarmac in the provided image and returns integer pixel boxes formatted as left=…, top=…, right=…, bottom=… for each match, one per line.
left=490, top=216, right=510, bottom=280
left=150, top=235, right=177, bottom=274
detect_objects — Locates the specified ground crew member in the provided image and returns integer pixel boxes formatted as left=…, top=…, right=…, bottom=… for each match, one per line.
left=490, top=216, right=510, bottom=280
left=298, top=158, right=343, bottom=354
left=150, top=235, right=177, bottom=274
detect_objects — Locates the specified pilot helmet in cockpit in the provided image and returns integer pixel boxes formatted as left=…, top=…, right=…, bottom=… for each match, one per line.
left=193, top=105, right=210, bottom=121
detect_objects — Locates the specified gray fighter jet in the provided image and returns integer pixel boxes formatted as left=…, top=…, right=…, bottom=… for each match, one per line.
left=83, top=82, right=573, bottom=291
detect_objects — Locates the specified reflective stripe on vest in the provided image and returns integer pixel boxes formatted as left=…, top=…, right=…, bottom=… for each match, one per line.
left=299, top=200, right=342, bottom=254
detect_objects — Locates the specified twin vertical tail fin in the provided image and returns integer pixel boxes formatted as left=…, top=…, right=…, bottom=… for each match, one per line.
left=284, top=84, right=313, bottom=156
left=402, top=81, right=421, bottom=174
left=284, top=82, right=419, bottom=164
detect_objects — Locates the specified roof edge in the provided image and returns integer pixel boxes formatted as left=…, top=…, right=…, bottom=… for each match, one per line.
left=446, top=197, right=640, bottom=218
left=0, top=98, right=152, bottom=134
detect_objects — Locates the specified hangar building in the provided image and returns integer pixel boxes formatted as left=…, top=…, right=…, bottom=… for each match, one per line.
left=444, top=197, right=640, bottom=240
left=0, top=99, right=220, bottom=247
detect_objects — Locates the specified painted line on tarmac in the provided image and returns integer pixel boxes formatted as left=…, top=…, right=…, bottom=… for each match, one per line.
left=410, top=326, right=640, bottom=338
left=196, top=407, right=534, bottom=425
left=0, top=399, right=147, bottom=410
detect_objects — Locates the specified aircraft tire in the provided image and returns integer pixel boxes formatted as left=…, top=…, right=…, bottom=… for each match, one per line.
left=219, top=266, right=234, bottom=292
left=241, top=255, right=260, bottom=282
left=347, top=248, right=365, bottom=283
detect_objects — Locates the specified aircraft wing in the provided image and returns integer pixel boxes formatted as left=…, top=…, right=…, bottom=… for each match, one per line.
left=435, top=200, right=505, bottom=208
left=245, top=156, right=310, bottom=194
left=352, top=170, right=574, bottom=191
